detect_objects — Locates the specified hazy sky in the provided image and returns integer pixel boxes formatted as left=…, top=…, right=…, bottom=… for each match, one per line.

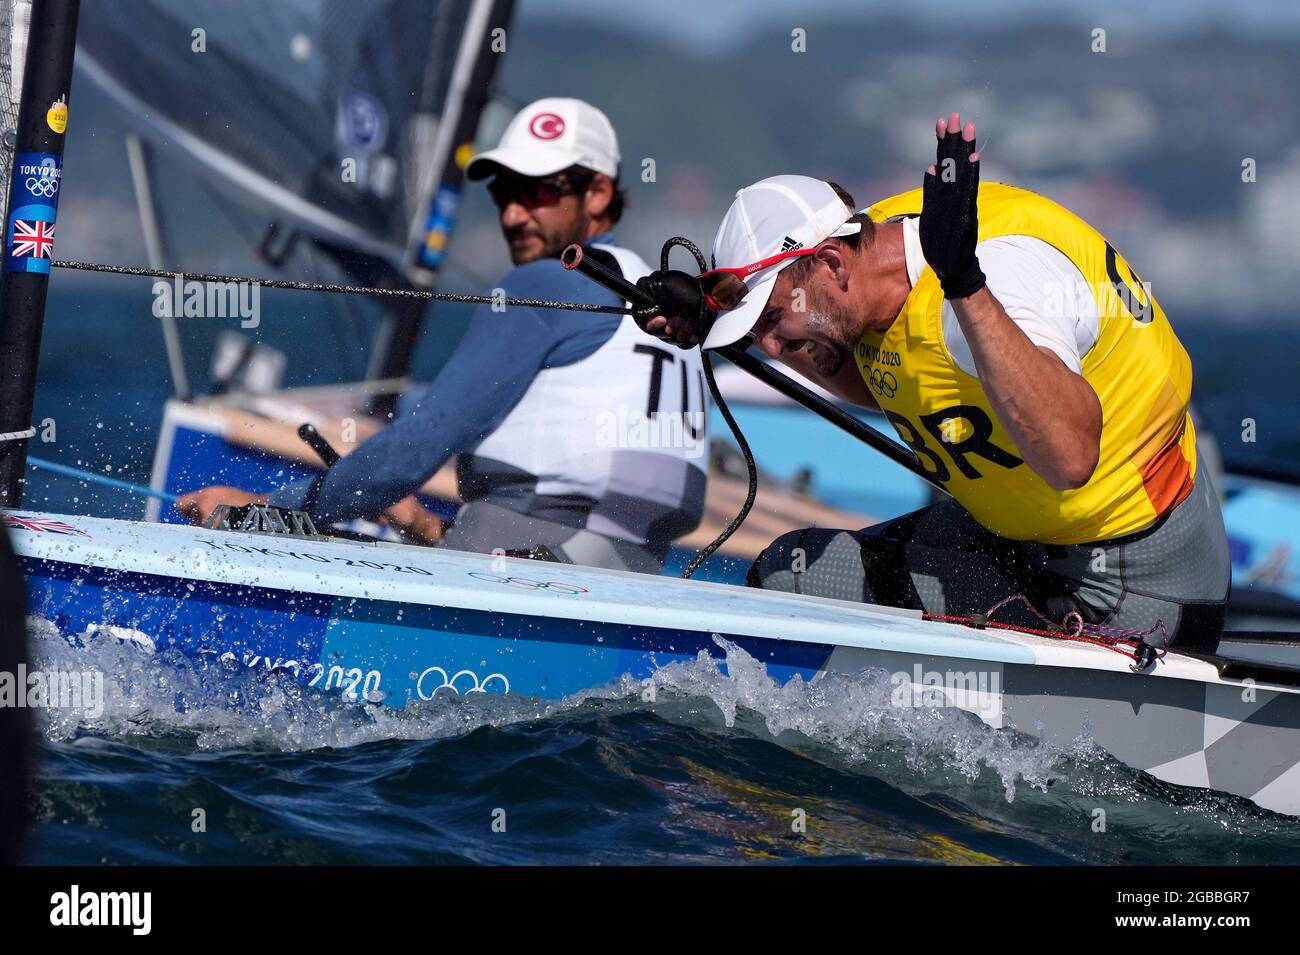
left=519, top=0, right=1300, bottom=50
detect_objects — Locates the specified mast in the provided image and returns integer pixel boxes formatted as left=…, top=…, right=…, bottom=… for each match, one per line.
left=0, top=0, right=80, bottom=505
left=405, top=0, right=516, bottom=278
left=365, top=0, right=515, bottom=392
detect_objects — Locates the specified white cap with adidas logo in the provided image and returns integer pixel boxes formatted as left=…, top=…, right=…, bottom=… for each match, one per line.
left=704, top=175, right=860, bottom=350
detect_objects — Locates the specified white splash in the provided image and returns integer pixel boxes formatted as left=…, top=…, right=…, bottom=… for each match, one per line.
left=29, top=620, right=1076, bottom=804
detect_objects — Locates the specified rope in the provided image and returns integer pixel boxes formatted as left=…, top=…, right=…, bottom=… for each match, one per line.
left=49, top=259, right=631, bottom=315
left=0, top=427, right=36, bottom=443
left=660, top=236, right=759, bottom=580
left=923, top=593, right=1168, bottom=670
left=26, top=456, right=178, bottom=504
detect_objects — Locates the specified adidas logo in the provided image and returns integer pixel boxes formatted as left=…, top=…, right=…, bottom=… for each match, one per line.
left=780, top=235, right=803, bottom=252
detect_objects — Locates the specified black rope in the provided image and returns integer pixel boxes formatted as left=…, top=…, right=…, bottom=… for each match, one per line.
left=49, top=259, right=631, bottom=315
left=660, top=237, right=760, bottom=581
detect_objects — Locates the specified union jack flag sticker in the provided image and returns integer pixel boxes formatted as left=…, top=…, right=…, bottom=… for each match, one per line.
left=3, top=514, right=90, bottom=538
left=7, top=150, right=62, bottom=274
left=11, top=219, right=55, bottom=259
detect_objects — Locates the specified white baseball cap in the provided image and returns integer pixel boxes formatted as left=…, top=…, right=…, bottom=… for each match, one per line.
left=703, top=175, right=861, bottom=350
left=466, top=97, right=620, bottom=181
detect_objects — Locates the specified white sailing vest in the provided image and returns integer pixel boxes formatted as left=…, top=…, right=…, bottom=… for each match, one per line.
left=462, top=244, right=710, bottom=548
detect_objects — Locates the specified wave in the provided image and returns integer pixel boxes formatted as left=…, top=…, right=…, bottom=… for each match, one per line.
left=26, top=617, right=1300, bottom=865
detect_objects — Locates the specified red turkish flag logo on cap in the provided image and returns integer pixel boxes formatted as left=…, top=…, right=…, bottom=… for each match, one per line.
left=528, top=113, right=565, bottom=140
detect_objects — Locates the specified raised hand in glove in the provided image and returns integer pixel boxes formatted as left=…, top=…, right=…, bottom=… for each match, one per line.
left=919, top=112, right=985, bottom=300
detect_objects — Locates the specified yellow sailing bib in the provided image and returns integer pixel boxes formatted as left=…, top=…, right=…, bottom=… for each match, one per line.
left=857, top=182, right=1196, bottom=545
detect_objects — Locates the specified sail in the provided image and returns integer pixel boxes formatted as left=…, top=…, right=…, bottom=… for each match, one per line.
left=75, top=0, right=511, bottom=271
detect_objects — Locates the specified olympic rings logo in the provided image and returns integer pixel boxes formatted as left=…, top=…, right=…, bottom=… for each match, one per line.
left=415, top=666, right=510, bottom=700
left=868, top=368, right=898, bottom=398
left=466, top=571, right=589, bottom=596
left=25, top=177, right=58, bottom=197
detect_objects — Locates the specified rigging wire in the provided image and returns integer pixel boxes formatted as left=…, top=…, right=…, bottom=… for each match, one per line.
left=50, top=259, right=630, bottom=315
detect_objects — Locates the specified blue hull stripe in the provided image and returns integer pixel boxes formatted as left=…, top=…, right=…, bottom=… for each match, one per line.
left=23, top=558, right=834, bottom=707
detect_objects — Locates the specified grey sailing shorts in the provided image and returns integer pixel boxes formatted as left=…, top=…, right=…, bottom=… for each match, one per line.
left=747, top=472, right=1231, bottom=648
left=440, top=500, right=665, bottom=575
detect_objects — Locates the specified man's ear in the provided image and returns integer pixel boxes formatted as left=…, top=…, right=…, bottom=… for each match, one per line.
left=815, top=242, right=851, bottom=291
left=583, top=173, right=614, bottom=221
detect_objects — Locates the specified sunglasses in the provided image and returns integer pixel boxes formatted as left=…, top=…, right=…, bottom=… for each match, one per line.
left=487, top=171, right=593, bottom=211
left=697, top=247, right=816, bottom=312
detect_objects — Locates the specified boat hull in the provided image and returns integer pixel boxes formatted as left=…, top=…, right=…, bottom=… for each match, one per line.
left=9, top=509, right=1300, bottom=816
left=23, top=556, right=833, bottom=703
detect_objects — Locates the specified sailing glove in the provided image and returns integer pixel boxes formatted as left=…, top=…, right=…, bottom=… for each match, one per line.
left=635, top=269, right=709, bottom=350
left=919, top=126, right=986, bottom=300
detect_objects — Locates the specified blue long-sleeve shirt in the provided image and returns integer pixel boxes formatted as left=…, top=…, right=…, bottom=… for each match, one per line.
left=269, top=239, right=625, bottom=524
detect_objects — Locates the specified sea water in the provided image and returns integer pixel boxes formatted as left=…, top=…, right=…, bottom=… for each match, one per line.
left=23, top=619, right=1300, bottom=865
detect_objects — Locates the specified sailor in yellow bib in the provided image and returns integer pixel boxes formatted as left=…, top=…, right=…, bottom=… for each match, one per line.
left=689, top=112, right=1230, bottom=647
left=857, top=180, right=1197, bottom=545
